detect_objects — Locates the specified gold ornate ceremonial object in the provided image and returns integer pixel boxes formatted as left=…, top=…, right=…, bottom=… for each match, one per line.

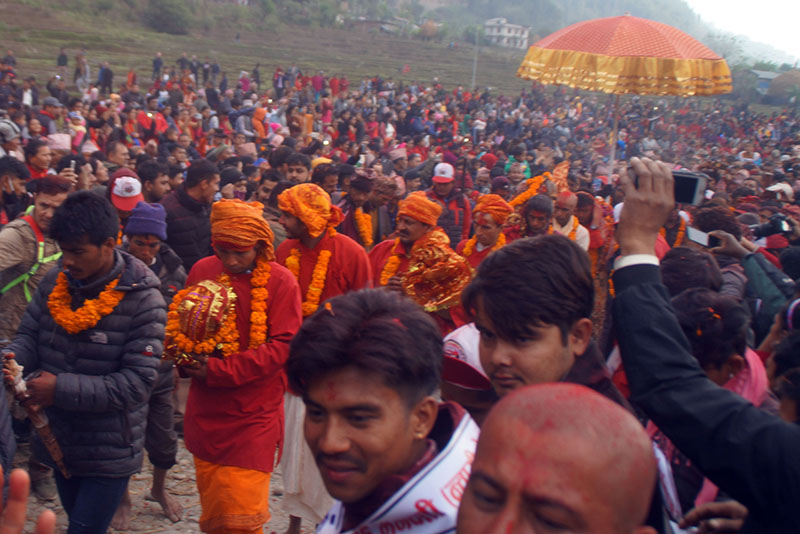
left=164, top=279, right=239, bottom=367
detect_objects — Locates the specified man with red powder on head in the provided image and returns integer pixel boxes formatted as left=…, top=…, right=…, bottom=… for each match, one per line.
left=552, top=191, right=590, bottom=251
left=287, top=289, right=480, bottom=534
left=457, top=383, right=658, bottom=534
left=174, top=199, right=303, bottom=534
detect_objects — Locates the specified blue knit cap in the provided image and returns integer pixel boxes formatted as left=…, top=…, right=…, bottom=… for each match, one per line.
left=124, top=202, right=167, bottom=241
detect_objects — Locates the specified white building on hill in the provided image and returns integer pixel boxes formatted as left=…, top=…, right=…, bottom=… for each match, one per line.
left=484, top=17, right=529, bottom=50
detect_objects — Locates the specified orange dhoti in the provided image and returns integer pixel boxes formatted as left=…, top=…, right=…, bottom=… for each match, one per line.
left=194, top=456, right=272, bottom=533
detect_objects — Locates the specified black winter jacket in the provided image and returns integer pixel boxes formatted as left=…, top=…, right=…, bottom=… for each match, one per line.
left=161, top=186, right=212, bottom=271
left=5, top=250, right=164, bottom=478
left=613, top=264, right=800, bottom=533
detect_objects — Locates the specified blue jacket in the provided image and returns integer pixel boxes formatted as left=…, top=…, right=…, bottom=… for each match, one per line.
left=5, top=250, right=164, bottom=478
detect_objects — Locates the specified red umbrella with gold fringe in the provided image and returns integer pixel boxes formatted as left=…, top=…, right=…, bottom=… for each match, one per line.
left=517, top=14, right=732, bottom=163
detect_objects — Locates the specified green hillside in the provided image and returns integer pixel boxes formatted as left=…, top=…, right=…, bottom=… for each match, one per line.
left=0, top=0, right=529, bottom=93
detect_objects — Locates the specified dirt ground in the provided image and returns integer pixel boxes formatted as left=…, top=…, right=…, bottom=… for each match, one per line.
left=15, top=440, right=309, bottom=534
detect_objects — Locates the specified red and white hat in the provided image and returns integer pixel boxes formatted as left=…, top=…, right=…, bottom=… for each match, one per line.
left=432, top=162, right=455, bottom=184
left=442, top=323, right=491, bottom=390
left=111, top=174, right=144, bottom=211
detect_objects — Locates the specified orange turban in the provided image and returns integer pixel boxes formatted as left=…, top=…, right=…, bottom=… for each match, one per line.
left=278, top=183, right=344, bottom=238
left=397, top=192, right=442, bottom=227
left=210, top=199, right=275, bottom=259
left=473, top=194, right=513, bottom=225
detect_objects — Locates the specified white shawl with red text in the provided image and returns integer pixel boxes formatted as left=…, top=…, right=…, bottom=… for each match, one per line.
left=316, top=413, right=479, bottom=534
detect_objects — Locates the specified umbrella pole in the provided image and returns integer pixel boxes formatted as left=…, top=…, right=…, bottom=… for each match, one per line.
left=609, top=94, right=619, bottom=172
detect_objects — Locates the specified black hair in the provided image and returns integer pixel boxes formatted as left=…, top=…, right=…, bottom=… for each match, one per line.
left=268, top=180, right=293, bottom=209
left=137, top=160, right=168, bottom=184
left=311, top=163, right=336, bottom=186
left=522, top=193, right=553, bottom=218
left=694, top=206, right=742, bottom=240
left=300, top=139, right=322, bottom=156
left=167, top=164, right=184, bottom=179
left=286, top=152, right=312, bottom=170
left=34, top=176, right=71, bottom=196
left=660, top=247, right=723, bottom=297
left=780, top=247, right=800, bottom=281
left=55, top=154, right=86, bottom=173
left=463, top=235, right=593, bottom=343
left=51, top=190, right=119, bottom=246
left=260, top=169, right=283, bottom=185
left=242, top=165, right=259, bottom=180
left=23, top=138, right=48, bottom=163
left=773, top=332, right=800, bottom=380
left=268, top=145, right=293, bottom=169
left=776, top=368, right=800, bottom=417
left=221, top=156, right=242, bottom=169
left=105, top=140, right=125, bottom=158
left=287, top=289, right=442, bottom=407
left=671, top=288, right=748, bottom=370
left=185, top=159, right=219, bottom=188
left=220, top=167, right=245, bottom=187
left=0, top=155, right=30, bottom=180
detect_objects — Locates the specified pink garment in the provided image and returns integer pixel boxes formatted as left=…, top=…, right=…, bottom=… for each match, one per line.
left=693, top=348, right=769, bottom=507
left=648, top=348, right=769, bottom=513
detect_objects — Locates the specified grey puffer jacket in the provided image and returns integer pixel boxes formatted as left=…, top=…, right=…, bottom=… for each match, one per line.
left=5, top=250, right=165, bottom=478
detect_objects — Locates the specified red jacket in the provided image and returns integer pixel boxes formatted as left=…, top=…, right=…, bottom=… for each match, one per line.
left=183, top=257, right=302, bottom=472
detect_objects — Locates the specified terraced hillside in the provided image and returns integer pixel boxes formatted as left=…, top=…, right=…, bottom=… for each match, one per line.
left=0, top=1, right=530, bottom=93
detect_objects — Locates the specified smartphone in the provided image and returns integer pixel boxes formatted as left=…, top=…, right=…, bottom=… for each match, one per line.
left=673, top=170, right=708, bottom=205
left=686, top=226, right=721, bottom=248
left=69, top=160, right=76, bottom=171
left=630, top=167, right=708, bottom=205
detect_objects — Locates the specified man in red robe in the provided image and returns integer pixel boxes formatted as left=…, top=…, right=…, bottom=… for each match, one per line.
left=369, top=191, right=443, bottom=288
left=456, top=194, right=513, bottom=268
left=276, top=183, right=372, bottom=318
left=179, top=199, right=303, bottom=534
left=275, top=183, right=372, bottom=533
left=370, top=192, right=471, bottom=334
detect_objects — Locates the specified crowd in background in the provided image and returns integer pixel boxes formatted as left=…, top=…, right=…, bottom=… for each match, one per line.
left=0, top=46, right=800, bottom=534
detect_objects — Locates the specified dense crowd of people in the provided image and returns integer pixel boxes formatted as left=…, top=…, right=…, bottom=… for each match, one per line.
left=0, top=47, right=799, bottom=534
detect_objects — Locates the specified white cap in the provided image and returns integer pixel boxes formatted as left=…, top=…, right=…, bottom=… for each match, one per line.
left=111, top=176, right=144, bottom=211
left=767, top=182, right=794, bottom=201
left=432, top=162, right=455, bottom=183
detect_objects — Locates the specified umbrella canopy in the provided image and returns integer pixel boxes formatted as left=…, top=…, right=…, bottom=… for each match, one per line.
left=517, top=14, right=732, bottom=97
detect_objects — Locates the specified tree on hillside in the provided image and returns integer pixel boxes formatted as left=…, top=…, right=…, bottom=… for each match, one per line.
left=752, top=60, right=779, bottom=72
left=143, top=0, right=191, bottom=34
left=703, top=33, right=744, bottom=63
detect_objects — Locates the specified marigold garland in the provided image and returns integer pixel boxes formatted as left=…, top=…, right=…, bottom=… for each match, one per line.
left=164, top=254, right=272, bottom=362
left=354, top=207, right=374, bottom=249
left=165, top=282, right=240, bottom=359
left=660, top=218, right=686, bottom=247
left=379, top=239, right=403, bottom=286
left=47, top=271, right=126, bottom=334
left=284, top=230, right=335, bottom=317
left=248, top=256, right=271, bottom=348
left=461, top=232, right=506, bottom=258
left=509, top=175, right=546, bottom=208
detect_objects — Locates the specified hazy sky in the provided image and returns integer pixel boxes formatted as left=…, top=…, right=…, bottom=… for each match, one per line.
left=686, top=0, right=800, bottom=61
